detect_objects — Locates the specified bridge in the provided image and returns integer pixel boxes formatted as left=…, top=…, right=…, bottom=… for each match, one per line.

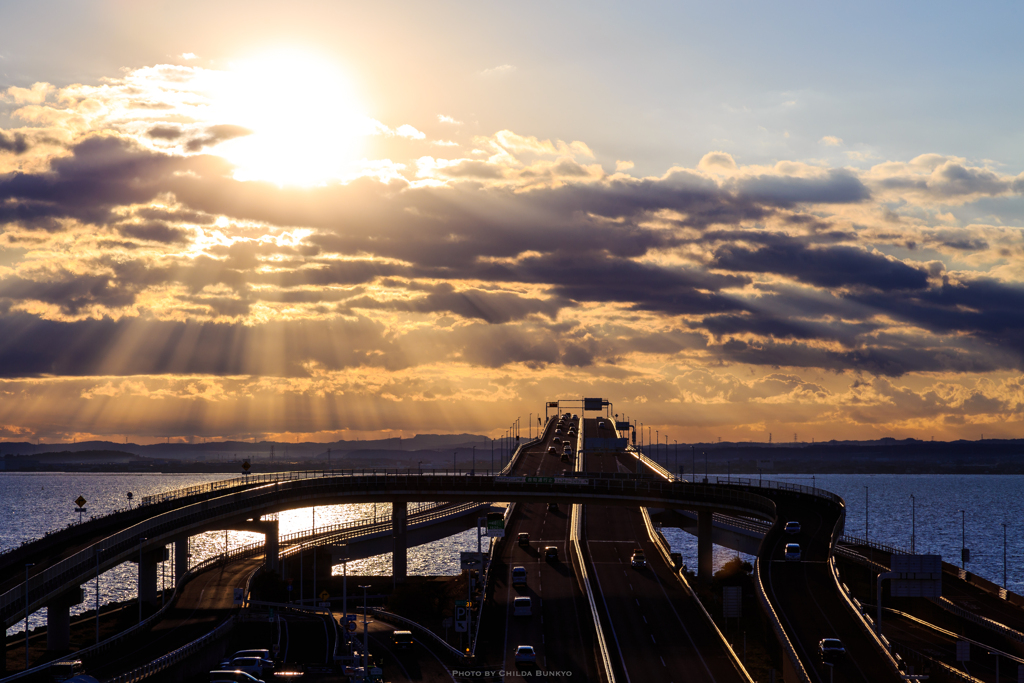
left=3, top=407, right=1019, bottom=683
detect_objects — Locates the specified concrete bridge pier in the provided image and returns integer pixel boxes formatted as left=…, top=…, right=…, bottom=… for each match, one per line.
left=132, top=546, right=169, bottom=604
left=45, top=587, right=84, bottom=652
left=697, top=510, right=713, bottom=582
left=392, top=501, right=408, bottom=584
left=174, top=535, right=190, bottom=583
left=232, top=519, right=280, bottom=573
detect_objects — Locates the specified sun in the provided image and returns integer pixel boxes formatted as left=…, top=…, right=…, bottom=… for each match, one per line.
left=209, top=48, right=374, bottom=186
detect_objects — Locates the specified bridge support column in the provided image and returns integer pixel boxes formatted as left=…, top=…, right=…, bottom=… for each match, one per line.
left=45, top=587, right=84, bottom=653
left=392, top=501, right=408, bottom=584
left=174, top=535, right=190, bottom=583
left=264, top=520, right=280, bottom=573
left=697, top=510, right=713, bottom=582
left=133, top=547, right=168, bottom=605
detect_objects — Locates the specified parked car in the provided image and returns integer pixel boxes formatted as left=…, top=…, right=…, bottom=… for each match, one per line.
left=784, top=543, right=801, bottom=561
left=210, top=672, right=261, bottom=683
left=784, top=521, right=801, bottom=534
left=631, top=549, right=647, bottom=568
left=514, top=645, right=537, bottom=664
left=512, top=565, right=528, bottom=586
left=818, top=638, right=846, bottom=662
left=513, top=597, right=532, bottom=616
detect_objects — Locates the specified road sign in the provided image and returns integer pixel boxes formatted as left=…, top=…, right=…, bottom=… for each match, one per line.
left=319, top=590, right=330, bottom=601
left=526, top=476, right=554, bottom=484
left=75, top=496, right=87, bottom=508
left=584, top=397, right=605, bottom=411
left=547, top=402, right=559, bottom=408
left=242, top=459, right=251, bottom=472
left=345, top=614, right=358, bottom=622
left=346, top=621, right=357, bottom=632
left=442, top=617, right=453, bottom=628
left=723, top=586, right=742, bottom=618
left=460, top=552, right=484, bottom=570
left=454, top=604, right=468, bottom=632
left=890, top=554, right=942, bottom=598
left=486, top=512, right=505, bottom=538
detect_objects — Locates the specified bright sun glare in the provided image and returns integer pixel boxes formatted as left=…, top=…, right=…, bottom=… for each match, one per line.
left=210, top=49, right=373, bottom=186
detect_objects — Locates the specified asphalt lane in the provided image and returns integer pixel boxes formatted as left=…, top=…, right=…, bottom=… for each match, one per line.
left=760, top=496, right=901, bottom=683
left=584, top=434, right=749, bottom=683
left=476, top=413, right=595, bottom=678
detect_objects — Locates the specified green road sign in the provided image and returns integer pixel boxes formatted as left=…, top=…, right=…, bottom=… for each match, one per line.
left=526, top=477, right=554, bottom=484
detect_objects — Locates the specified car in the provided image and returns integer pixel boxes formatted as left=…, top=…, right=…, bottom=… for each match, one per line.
left=546, top=446, right=556, bottom=454
left=553, top=436, right=562, bottom=444
left=209, top=671, right=261, bottom=683
left=511, top=565, right=528, bottom=586
left=784, top=521, right=801, bottom=534
left=560, top=452, right=570, bottom=463
left=631, top=549, right=647, bottom=568
left=547, top=502, right=558, bottom=511
left=572, top=414, right=578, bottom=420
left=518, top=532, right=529, bottom=545
left=513, top=596, right=532, bottom=616
left=514, top=645, right=537, bottom=664
left=50, top=661, right=85, bottom=681
left=221, top=657, right=273, bottom=679
left=568, top=428, right=576, bottom=436
left=221, top=650, right=271, bottom=666
left=818, top=638, right=846, bottom=662
left=392, top=630, right=414, bottom=649
left=545, top=546, right=558, bottom=561
left=554, top=428, right=562, bottom=435
left=784, top=543, right=801, bottom=561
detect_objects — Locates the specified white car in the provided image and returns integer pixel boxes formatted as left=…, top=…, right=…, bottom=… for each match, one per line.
left=513, top=596, right=532, bottom=616
left=219, top=651, right=270, bottom=668
left=511, top=565, right=527, bottom=586
left=209, top=671, right=261, bottom=683
left=221, top=657, right=273, bottom=679
left=784, top=543, right=801, bottom=561
left=784, top=521, right=801, bottom=534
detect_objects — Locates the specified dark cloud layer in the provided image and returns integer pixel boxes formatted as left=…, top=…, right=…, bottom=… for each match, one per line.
left=0, top=134, right=1020, bottom=380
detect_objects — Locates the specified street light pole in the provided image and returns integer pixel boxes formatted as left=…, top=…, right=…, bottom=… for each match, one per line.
left=95, top=548, right=102, bottom=644
left=360, top=584, right=370, bottom=674
left=960, top=509, right=966, bottom=570
left=1003, top=523, right=1008, bottom=589
left=910, top=495, right=916, bottom=554
left=865, top=487, right=869, bottom=542
left=25, top=562, right=33, bottom=668
left=138, top=537, right=147, bottom=623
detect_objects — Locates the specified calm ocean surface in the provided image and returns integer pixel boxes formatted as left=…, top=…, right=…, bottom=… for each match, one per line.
left=4, top=472, right=1023, bottom=635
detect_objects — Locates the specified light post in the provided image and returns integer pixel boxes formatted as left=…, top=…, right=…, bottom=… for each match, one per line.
left=360, top=584, right=370, bottom=675
left=960, top=509, right=966, bottom=570
left=529, top=413, right=532, bottom=439
left=704, top=451, right=708, bottom=482
left=25, top=562, right=33, bottom=668
left=1003, top=523, right=1008, bottom=589
left=472, top=445, right=475, bottom=475
left=656, top=430, right=659, bottom=462
left=692, top=445, right=695, bottom=482
left=674, top=440, right=678, bottom=480
left=138, top=537, right=147, bottom=623
left=95, top=548, right=103, bottom=644
left=453, top=451, right=456, bottom=475
left=910, top=495, right=916, bottom=554
left=418, top=460, right=423, bottom=475
left=865, top=487, right=869, bottom=542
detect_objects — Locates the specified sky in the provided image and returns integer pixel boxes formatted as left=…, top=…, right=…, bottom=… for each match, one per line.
left=0, top=0, right=1022, bottom=445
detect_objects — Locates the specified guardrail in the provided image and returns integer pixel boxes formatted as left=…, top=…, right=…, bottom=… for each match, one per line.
left=103, top=614, right=236, bottom=683
left=570, top=502, right=615, bottom=683
left=366, top=607, right=465, bottom=663
left=754, top=554, right=811, bottom=683
left=3, top=470, right=778, bottom=628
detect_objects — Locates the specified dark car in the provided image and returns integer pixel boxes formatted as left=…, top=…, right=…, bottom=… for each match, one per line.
left=544, top=546, right=558, bottom=561
left=518, top=532, right=529, bottom=545
left=818, top=638, right=845, bottom=662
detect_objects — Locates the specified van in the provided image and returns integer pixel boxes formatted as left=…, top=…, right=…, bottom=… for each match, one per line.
left=511, top=566, right=527, bottom=586
left=392, top=630, right=414, bottom=649
left=513, top=597, right=532, bottom=616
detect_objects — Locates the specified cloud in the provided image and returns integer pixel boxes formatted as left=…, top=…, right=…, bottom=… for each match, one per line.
left=180, top=53, right=198, bottom=60
left=438, top=115, right=462, bottom=125
left=819, top=135, right=843, bottom=146
left=0, top=131, right=30, bottom=154
left=480, top=64, right=516, bottom=77
left=184, top=124, right=253, bottom=151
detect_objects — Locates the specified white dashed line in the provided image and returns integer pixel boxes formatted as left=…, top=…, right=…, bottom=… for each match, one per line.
left=642, top=615, right=647, bottom=624
left=651, top=634, right=656, bottom=644
left=660, top=657, right=666, bottom=667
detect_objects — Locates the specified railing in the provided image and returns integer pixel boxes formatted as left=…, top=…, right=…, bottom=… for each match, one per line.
left=3, top=470, right=779, bottom=626
left=839, top=534, right=909, bottom=556
left=103, top=614, right=236, bottom=683
left=570, top=501, right=615, bottom=683
left=755, top=555, right=811, bottom=683
left=366, top=608, right=464, bottom=662
left=640, top=507, right=754, bottom=683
